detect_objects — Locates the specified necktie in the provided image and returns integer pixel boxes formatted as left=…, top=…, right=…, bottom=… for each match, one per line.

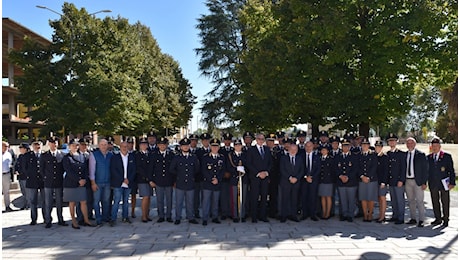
left=259, top=146, right=264, bottom=158
left=434, top=154, right=437, bottom=162
left=291, top=156, right=295, bottom=166
left=36, top=153, right=40, bottom=159
left=307, top=154, right=311, bottom=172
left=408, top=152, right=413, bottom=177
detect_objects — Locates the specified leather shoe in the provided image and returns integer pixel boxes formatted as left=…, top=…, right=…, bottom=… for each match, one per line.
left=233, top=218, right=239, bottom=223
left=288, top=216, right=299, bottom=222
left=280, top=217, right=286, bottom=223
left=260, top=218, right=269, bottom=223
left=311, top=216, right=319, bottom=221
left=417, top=221, right=424, bottom=227
left=157, top=218, right=165, bottom=223
left=122, top=218, right=132, bottom=223
left=71, top=224, right=80, bottom=229
left=347, top=217, right=353, bottom=222
left=300, top=216, right=308, bottom=221
left=58, top=221, right=69, bottom=226
left=6, top=206, right=13, bottom=212
left=202, top=221, right=207, bottom=226
left=174, top=220, right=180, bottom=225
left=431, top=219, right=442, bottom=225
left=189, top=219, right=199, bottom=224
left=84, top=222, right=96, bottom=227
left=147, top=217, right=153, bottom=222
left=212, top=218, right=221, bottom=224
left=395, top=220, right=404, bottom=225
left=252, top=219, right=257, bottom=223
left=442, top=221, right=449, bottom=227
left=30, top=221, right=37, bottom=225
left=166, top=218, right=173, bottom=223
left=406, top=219, right=417, bottom=224
left=109, top=221, right=115, bottom=227
left=221, top=216, right=227, bottom=220
left=241, top=218, right=246, bottom=223
left=388, top=217, right=397, bottom=222
left=45, top=223, right=52, bottom=228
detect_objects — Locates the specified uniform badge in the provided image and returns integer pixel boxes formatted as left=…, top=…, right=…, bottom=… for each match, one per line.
left=338, top=163, right=341, bottom=167
left=208, top=164, right=212, bottom=170
left=441, top=167, right=445, bottom=172
left=349, top=162, right=352, bottom=167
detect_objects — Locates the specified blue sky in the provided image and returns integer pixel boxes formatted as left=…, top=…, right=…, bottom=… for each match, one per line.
left=2, top=0, right=211, bottom=132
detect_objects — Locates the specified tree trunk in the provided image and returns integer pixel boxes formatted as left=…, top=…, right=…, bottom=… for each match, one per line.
left=358, top=122, right=370, bottom=138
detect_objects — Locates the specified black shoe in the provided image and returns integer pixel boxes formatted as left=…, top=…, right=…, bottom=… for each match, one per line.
left=347, top=217, right=353, bottom=222
left=417, top=221, right=424, bottom=227
left=241, top=218, right=246, bottom=223
left=6, top=206, right=13, bottom=212
left=280, top=217, right=287, bottom=223
left=131, top=214, right=136, bottom=218
left=431, top=219, right=442, bottom=225
left=109, top=221, right=115, bottom=227
left=78, top=220, right=85, bottom=226
left=122, top=218, right=132, bottom=223
left=84, top=222, right=96, bottom=227
left=252, top=219, right=257, bottom=223
left=45, top=223, right=52, bottom=228
left=30, top=221, right=37, bottom=226
left=142, top=219, right=149, bottom=223
left=212, top=218, right=221, bottom=224
left=72, top=223, right=80, bottom=229
left=202, top=221, right=207, bottom=226
left=58, top=221, right=69, bottom=226
left=288, top=216, right=299, bottom=222
left=157, top=218, right=165, bottom=223
left=311, top=216, right=319, bottom=221
left=20, top=207, right=25, bottom=210
left=339, top=216, right=346, bottom=221
left=442, top=221, right=449, bottom=227
left=88, top=216, right=95, bottom=220
left=147, top=217, right=153, bottom=222
left=300, top=216, right=308, bottom=221
left=167, top=218, right=173, bottom=223
left=395, top=220, right=404, bottom=225
left=406, top=219, right=417, bottom=224
left=375, top=218, right=385, bottom=223
left=260, top=218, right=269, bottom=222
left=388, top=217, right=397, bottom=222
left=174, top=220, right=181, bottom=225
left=233, top=218, right=239, bottom=223
left=189, top=219, right=199, bottom=224
left=221, top=216, right=227, bottom=220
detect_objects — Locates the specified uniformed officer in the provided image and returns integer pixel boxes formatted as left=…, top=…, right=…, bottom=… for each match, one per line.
left=226, top=139, right=247, bottom=222
left=374, top=140, right=389, bottom=223
left=152, top=137, right=175, bottom=223
left=76, top=138, right=93, bottom=225
left=275, top=131, right=286, bottom=152
left=242, top=132, right=254, bottom=152
left=201, top=138, right=226, bottom=225
left=336, top=137, right=359, bottom=222
left=300, top=140, right=321, bottom=221
left=147, top=131, right=158, bottom=153
left=318, top=145, right=335, bottom=219
left=219, top=133, right=233, bottom=220
left=350, top=133, right=363, bottom=155
left=329, top=136, right=342, bottom=157
left=106, top=136, right=118, bottom=153
left=358, top=138, right=378, bottom=222
left=15, top=143, right=30, bottom=210
left=311, top=137, right=320, bottom=155
left=386, top=133, right=406, bottom=224
left=41, top=136, right=67, bottom=228
left=266, top=133, right=281, bottom=219
left=169, top=138, right=200, bottom=225
left=241, top=132, right=253, bottom=221
left=63, top=139, right=95, bottom=229
left=195, top=133, right=212, bottom=218
left=318, top=130, right=331, bottom=151
left=296, top=130, right=307, bottom=152
left=279, top=139, right=304, bottom=223
left=135, top=137, right=155, bottom=223
left=428, top=137, right=456, bottom=227
left=126, top=136, right=138, bottom=219
left=23, top=139, right=45, bottom=225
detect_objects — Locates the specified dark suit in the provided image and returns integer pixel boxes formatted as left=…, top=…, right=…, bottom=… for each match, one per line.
left=23, top=151, right=45, bottom=223
left=40, top=150, right=65, bottom=224
left=279, top=154, right=304, bottom=219
left=301, top=152, right=320, bottom=218
left=194, top=146, right=209, bottom=217
left=247, top=145, right=272, bottom=221
left=428, top=151, right=456, bottom=223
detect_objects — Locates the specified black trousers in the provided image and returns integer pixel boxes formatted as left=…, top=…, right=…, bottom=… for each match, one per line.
left=430, top=187, right=450, bottom=221
left=281, top=182, right=299, bottom=218
left=301, top=181, right=318, bottom=218
left=250, top=177, right=269, bottom=220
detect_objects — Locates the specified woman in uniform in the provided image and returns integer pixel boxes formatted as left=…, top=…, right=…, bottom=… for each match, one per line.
left=358, top=138, right=378, bottom=222
left=318, top=146, right=335, bottom=219
left=374, top=140, right=389, bottom=223
left=63, top=139, right=94, bottom=229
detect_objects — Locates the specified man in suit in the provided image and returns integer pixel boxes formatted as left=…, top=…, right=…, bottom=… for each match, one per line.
left=300, top=140, right=320, bottom=221
left=24, top=140, right=45, bottom=225
left=428, top=138, right=456, bottom=227
left=41, top=136, right=67, bottom=228
left=386, top=133, right=407, bottom=225
left=246, top=133, right=272, bottom=222
left=109, top=141, right=136, bottom=226
left=279, top=139, right=304, bottom=223
left=404, top=137, right=428, bottom=227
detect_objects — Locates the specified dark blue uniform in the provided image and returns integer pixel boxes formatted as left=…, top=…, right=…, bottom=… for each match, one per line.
left=358, top=152, right=378, bottom=202
left=152, top=150, right=174, bottom=220
left=23, top=151, right=45, bottom=224
left=335, top=152, right=359, bottom=220
left=40, top=150, right=65, bottom=225
left=201, top=153, right=226, bottom=221
left=226, top=151, right=248, bottom=219
left=387, top=148, right=406, bottom=222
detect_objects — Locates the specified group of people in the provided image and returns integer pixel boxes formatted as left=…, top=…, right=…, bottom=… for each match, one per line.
left=2, top=129, right=456, bottom=229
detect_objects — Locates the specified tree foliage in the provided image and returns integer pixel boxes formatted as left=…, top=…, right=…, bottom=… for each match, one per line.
left=10, top=2, right=195, bottom=137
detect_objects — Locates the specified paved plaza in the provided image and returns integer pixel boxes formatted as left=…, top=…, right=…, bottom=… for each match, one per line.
left=2, top=188, right=458, bottom=260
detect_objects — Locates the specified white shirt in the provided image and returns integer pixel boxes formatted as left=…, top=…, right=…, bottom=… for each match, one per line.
left=2, top=151, right=12, bottom=173
left=121, top=153, right=129, bottom=180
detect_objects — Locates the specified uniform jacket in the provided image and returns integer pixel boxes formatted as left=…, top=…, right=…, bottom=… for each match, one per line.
left=319, top=155, right=335, bottom=184
left=376, top=153, right=389, bottom=185
left=358, top=152, right=378, bottom=182
left=110, top=152, right=136, bottom=189
left=387, top=149, right=406, bottom=186
left=427, top=151, right=456, bottom=190
left=15, top=154, right=27, bottom=180
left=40, top=150, right=65, bottom=188
left=301, top=151, right=321, bottom=183
left=201, top=153, right=226, bottom=191
left=226, top=151, right=247, bottom=186
left=62, top=153, right=88, bottom=188
left=196, top=146, right=211, bottom=182
left=335, top=152, right=359, bottom=187
left=23, top=151, right=43, bottom=189
left=135, top=150, right=154, bottom=184
left=152, top=150, right=175, bottom=187
left=169, top=153, right=199, bottom=190
left=246, top=145, right=272, bottom=181
left=279, top=153, right=305, bottom=187
left=406, top=149, right=429, bottom=186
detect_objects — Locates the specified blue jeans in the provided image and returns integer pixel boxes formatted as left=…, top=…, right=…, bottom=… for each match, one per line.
left=26, top=188, right=45, bottom=222
left=156, top=186, right=173, bottom=219
left=389, top=185, right=405, bottom=221
left=112, top=187, right=131, bottom=221
left=93, top=183, right=111, bottom=223
left=175, top=188, right=194, bottom=221
left=44, top=187, right=64, bottom=224
left=202, top=189, right=220, bottom=221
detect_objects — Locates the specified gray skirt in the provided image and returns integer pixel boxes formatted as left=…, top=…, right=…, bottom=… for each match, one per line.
left=138, top=183, right=153, bottom=197
left=359, top=181, right=378, bottom=202
left=63, top=187, right=86, bottom=202
left=318, top=183, right=334, bottom=197
left=378, top=185, right=388, bottom=197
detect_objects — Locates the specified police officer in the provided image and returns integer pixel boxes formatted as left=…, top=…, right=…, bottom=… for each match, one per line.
left=135, top=137, right=155, bottom=223
left=358, top=138, right=378, bottom=222
left=152, top=137, right=175, bottom=223
left=241, top=132, right=253, bottom=221
left=125, top=136, right=138, bottom=219
left=386, top=133, right=406, bottom=224
left=76, top=138, right=93, bottom=225
left=201, top=138, right=226, bottom=225
left=296, top=130, right=307, bottom=153
left=147, top=131, right=158, bottom=153
left=169, top=138, right=200, bottom=225
left=318, top=130, right=331, bottom=151
left=318, top=145, right=335, bottom=219
left=15, top=143, right=30, bottom=210
left=24, top=140, right=45, bottom=225
left=226, top=139, right=246, bottom=222
left=195, top=133, right=212, bottom=218
left=375, top=140, right=389, bottom=223
left=41, top=136, right=67, bottom=228
left=335, top=137, right=359, bottom=222
left=266, top=133, right=281, bottom=219
left=428, top=137, right=456, bottom=227
left=242, top=132, right=254, bottom=152
left=329, top=136, right=341, bottom=157
left=219, top=133, right=233, bottom=220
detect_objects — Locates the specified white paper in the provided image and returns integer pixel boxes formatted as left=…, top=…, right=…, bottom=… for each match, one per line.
left=441, top=177, right=450, bottom=191
left=237, top=166, right=245, bottom=173
left=121, top=182, right=129, bottom=188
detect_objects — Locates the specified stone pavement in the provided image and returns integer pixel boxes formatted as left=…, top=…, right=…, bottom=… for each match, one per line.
left=2, top=190, right=458, bottom=260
